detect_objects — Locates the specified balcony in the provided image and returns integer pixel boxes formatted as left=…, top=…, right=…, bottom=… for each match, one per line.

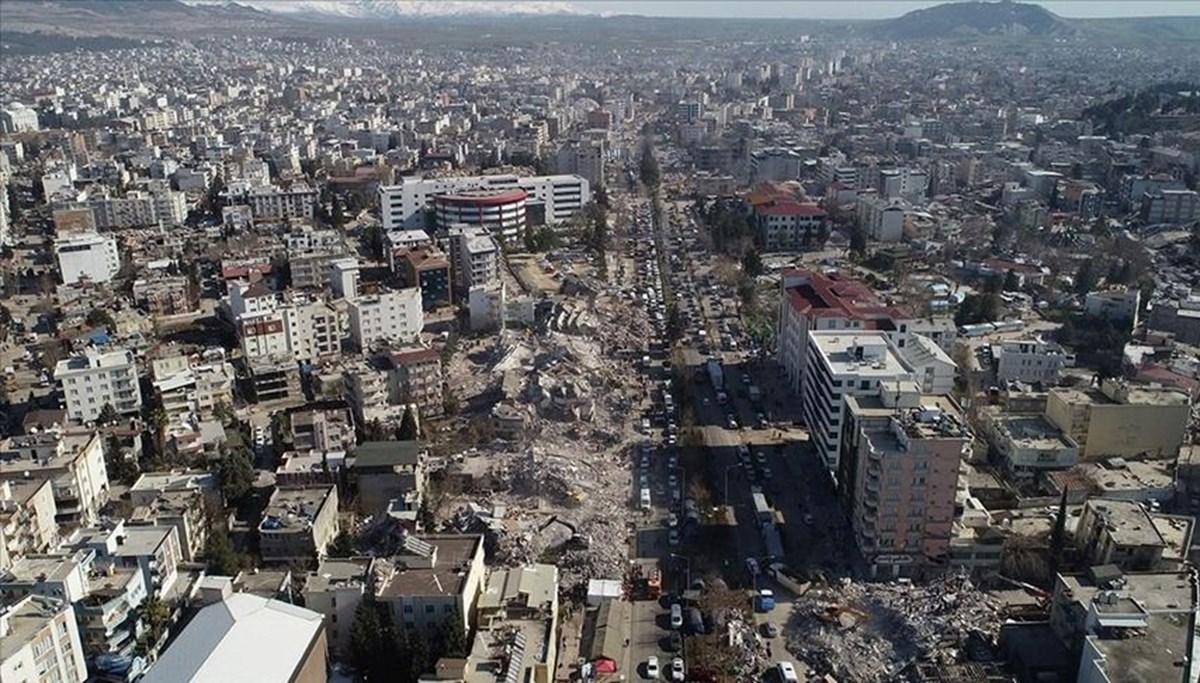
left=865, top=477, right=880, bottom=494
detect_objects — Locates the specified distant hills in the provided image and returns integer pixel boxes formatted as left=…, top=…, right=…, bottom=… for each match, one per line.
left=1, top=0, right=1197, bottom=49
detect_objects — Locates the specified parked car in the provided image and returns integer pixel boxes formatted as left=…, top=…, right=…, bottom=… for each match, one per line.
left=645, top=656, right=660, bottom=679
left=670, top=603, right=683, bottom=629
left=670, top=657, right=685, bottom=682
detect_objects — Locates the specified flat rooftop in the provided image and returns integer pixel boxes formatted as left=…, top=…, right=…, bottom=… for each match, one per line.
left=1088, top=500, right=1166, bottom=548
left=0, top=596, right=68, bottom=662
left=261, top=486, right=335, bottom=532
left=809, top=332, right=915, bottom=378
left=1053, top=385, right=1189, bottom=407
left=130, top=470, right=217, bottom=495
left=990, top=414, right=1076, bottom=451
left=307, top=558, right=372, bottom=593
left=377, top=535, right=482, bottom=599
left=1086, top=613, right=1191, bottom=683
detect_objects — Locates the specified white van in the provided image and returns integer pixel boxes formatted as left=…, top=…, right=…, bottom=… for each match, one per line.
left=777, top=662, right=799, bottom=683
left=639, top=488, right=652, bottom=510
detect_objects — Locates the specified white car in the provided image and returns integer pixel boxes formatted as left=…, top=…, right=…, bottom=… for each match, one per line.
left=670, top=657, right=685, bottom=682
left=645, top=655, right=660, bottom=679
left=668, top=528, right=680, bottom=546
left=670, top=603, right=683, bottom=629
left=777, top=662, right=799, bottom=683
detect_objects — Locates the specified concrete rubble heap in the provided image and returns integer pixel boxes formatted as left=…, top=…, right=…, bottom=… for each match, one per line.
left=784, top=573, right=1003, bottom=682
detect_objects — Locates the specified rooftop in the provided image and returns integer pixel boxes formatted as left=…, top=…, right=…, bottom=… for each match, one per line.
left=782, top=269, right=909, bottom=321
left=141, top=593, right=324, bottom=683
left=376, top=534, right=483, bottom=599
left=1085, top=612, right=1192, bottom=683
left=809, top=331, right=915, bottom=378
left=989, top=414, right=1077, bottom=451
left=0, top=595, right=69, bottom=662
left=54, top=348, right=135, bottom=376
left=352, top=441, right=421, bottom=470
left=260, top=486, right=335, bottom=533
left=1086, top=499, right=1166, bottom=548
left=306, top=557, right=372, bottom=593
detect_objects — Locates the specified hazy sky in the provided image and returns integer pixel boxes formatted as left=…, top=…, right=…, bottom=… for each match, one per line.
left=573, top=1, right=1200, bottom=19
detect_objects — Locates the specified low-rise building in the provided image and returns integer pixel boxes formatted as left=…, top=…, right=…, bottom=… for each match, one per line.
left=981, top=410, right=1079, bottom=478
left=374, top=534, right=486, bottom=637
left=1074, top=499, right=1178, bottom=572
left=857, top=194, right=907, bottom=242
left=1084, top=289, right=1140, bottom=330
left=151, top=353, right=235, bottom=421
left=350, top=441, right=425, bottom=516
left=995, top=338, right=1068, bottom=386
left=0, top=594, right=88, bottom=683
left=132, top=276, right=194, bottom=317
left=1044, top=380, right=1189, bottom=461
left=142, top=591, right=327, bottom=683
left=303, top=557, right=373, bottom=658
left=129, top=489, right=207, bottom=562
left=55, top=232, right=120, bottom=286
left=259, top=486, right=339, bottom=564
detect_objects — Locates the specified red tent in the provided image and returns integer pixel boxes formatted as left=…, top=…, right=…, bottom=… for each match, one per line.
left=592, top=657, right=618, bottom=674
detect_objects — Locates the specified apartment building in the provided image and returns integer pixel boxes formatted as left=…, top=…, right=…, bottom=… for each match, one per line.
left=303, top=557, right=373, bottom=657
left=1045, top=380, right=1190, bottom=461
left=129, top=488, right=208, bottom=562
left=397, top=245, right=452, bottom=310
left=55, top=232, right=120, bottom=286
left=386, top=348, right=444, bottom=419
left=470, top=563, right=560, bottom=683
left=374, top=534, right=486, bottom=637
left=71, top=521, right=181, bottom=599
left=0, top=479, right=59, bottom=567
left=348, top=288, right=423, bottom=350
left=776, top=269, right=914, bottom=397
left=0, top=431, right=110, bottom=527
left=89, top=188, right=186, bottom=229
left=76, top=565, right=147, bottom=662
left=241, top=183, right=318, bottom=221
left=995, top=338, right=1069, bottom=385
left=342, top=360, right=394, bottom=429
left=856, top=194, right=907, bottom=242
left=1074, top=499, right=1172, bottom=571
left=980, top=410, right=1079, bottom=479
left=554, top=139, right=606, bottom=187
left=1140, top=189, right=1199, bottom=225
left=801, top=331, right=917, bottom=472
left=350, top=441, right=425, bottom=516
left=283, top=297, right=346, bottom=362
left=55, top=348, right=142, bottom=424
left=258, top=486, right=339, bottom=563
left=329, top=258, right=360, bottom=301
left=751, top=198, right=828, bottom=252
left=442, top=224, right=500, bottom=295
left=1083, top=289, right=1140, bottom=329
left=151, top=353, right=235, bottom=421
left=379, top=173, right=590, bottom=230
left=132, top=276, right=194, bottom=317
left=840, top=393, right=971, bottom=578
left=0, top=595, right=87, bottom=683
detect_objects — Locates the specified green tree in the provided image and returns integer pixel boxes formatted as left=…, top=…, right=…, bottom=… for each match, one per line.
left=639, top=144, right=661, bottom=190
left=1048, top=486, right=1070, bottom=582
left=396, top=405, right=419, bottom=441
left=217, top=448, right=255, bottom=503
left=849, top=227, right=868, bottom=257
left=349, top=599, right=402, bottom=680
left=86, top=308, right=116, bottom=329
left=149, top=406, right=168, bottom=458
left=330, top=192, right=345, bottom=230
left=135, top=595, right=171, bottom=656
left=1003, top=270, right=1020, bottom=292
left=327, top=531, right=355, bottom=558
left=104, top=435, right=141, bottom=485
left=741, top=248, right=764, bottom=278
left=204, top=523, right=246, bottom=576
left=363, top=224, right=384, bottom=261
left=436, top=608, right=468, bottom=658
left=212, top=400, right=234, bottom=426
left=96, top=402, right=119, bottom=427
left=1074, top=259, right=1100, bottom=295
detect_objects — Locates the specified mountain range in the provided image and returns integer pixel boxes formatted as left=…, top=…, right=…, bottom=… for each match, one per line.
left=215, top=0, right=580, bottom=19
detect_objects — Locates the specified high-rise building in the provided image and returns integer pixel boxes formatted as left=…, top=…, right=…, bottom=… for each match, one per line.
left=801, top=331, right=916, bottom=472
left=348, top=288, right=423, bottom=350
left=0, top=595, right=88, bottom=683
left=840, top=392, right=972, bottom=578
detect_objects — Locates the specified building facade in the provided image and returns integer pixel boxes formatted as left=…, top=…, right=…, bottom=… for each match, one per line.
left=55, top=349, right=143, bottom=423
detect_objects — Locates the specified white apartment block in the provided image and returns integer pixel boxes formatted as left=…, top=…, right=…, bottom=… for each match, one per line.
left=151, top=354, right=235, bottom=420
left=0, top=595, right=87, bottom=683
left=239, top=311, right=289, bottom=360
left=329, top=257, right=360, bottom=301
left=55, top=232, right=120, bottom=285
left=1084, top=289, right=1141, bottom=329
left=348, top=288, right=424, bottom=350
left=996, top=338, right=1069, bottom=385
left=856, top=194, right=906, bottom=242
left=0, top=103, right=39, bottom=134
left=241, top=183, right=318, bottom=221
left=442, top=225, right=500, bottom=293
left=801, top=331, right=916, bottom=472
left=55, top=349, right=143, bottom=423
left=90, top=188, right=187, bottom=229
left=0, top=431, right=111, bottom=527
left=284, top=298, right=346, bottom=362
left=378, top=173, right=590, bottom=230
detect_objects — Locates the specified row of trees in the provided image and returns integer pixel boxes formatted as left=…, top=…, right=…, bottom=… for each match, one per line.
left=349, top=598, right=468, bottom=682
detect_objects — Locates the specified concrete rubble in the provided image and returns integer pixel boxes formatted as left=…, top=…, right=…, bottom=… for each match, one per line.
left=783, top=573, right=1004, bottom=682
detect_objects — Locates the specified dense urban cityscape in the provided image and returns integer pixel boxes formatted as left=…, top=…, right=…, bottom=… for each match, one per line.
left=0, top=1, right=1199, bottom=682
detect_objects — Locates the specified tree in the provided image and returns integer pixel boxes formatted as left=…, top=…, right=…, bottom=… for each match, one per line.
left=1003, top=270, right=1020, bottom=292
left=954, top=293, right=1002, bottom=326
left=86, top=308, right=116, bottom=329
left=436, top=608, right=468, bottom=658
left=1048, top=486, right=1069, bottom=581
left=96, top=402, right=119, bottom=427
left=330, top=192, right=345, bottom=230
left=1074, top=259, right=1100, bottom=295
left=135, top=595, right=171, bottom=656
left=741, top=248, right=764, bottom=278
left=217, top=448, right=254, bottom=503
left=104, top=435, right=140, bottom=485
left=349, top=599, right=401, bottom=680
left=149, top=406, right=168, bottom=458
left=327, top=531, right=355, bottom=558
left=849, top=227, right=868, bottom=257
left=204, top=524, right=246, bottom=576
left=396, top=405, right=419, bottom=441
left=363, top=224, right=384, bottom=261
left=212, top=400, right=234, bottom=426
left=639, top=144, right=661, bottom=190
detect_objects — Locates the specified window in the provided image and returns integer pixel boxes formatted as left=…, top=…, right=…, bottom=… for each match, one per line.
left=404, top=604, right=414, bottom=613
left=425, top=605, right=435, bottom=614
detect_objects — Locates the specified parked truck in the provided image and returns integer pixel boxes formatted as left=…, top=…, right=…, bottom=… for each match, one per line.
left=706, top=359, right=724, bottom=393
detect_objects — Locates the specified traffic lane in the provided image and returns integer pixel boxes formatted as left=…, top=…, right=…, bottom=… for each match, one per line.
left=629, top=599, right=671, bottom=682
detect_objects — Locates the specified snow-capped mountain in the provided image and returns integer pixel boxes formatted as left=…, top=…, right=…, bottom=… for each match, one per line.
left=222, top=0, right=582, bottom=19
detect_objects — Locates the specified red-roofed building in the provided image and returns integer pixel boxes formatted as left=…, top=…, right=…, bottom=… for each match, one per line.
left=748, top=185, right=827, bottom=251
left=385, top=347, right=444, bottom=418
left=777, top=269, right=914, bottom=394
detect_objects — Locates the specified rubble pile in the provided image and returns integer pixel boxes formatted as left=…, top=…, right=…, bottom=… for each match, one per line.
left=784, top=574, right=1004, bottom=682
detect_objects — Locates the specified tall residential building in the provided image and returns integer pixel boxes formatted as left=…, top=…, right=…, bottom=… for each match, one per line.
left=776, top=269, right=913, bottom=397
left=856, top=194, right=907, bottom=242
left=89, top=188, right=187, bottom=229
left=0, top=103, right=40, bottom=133
left=0, top=431, right=110, bottom=527
left=385, top=347, right=444, bottom=419
left=995, top=338, right=1069, bottom=385
left=55, top=348, right=143, bottom=423
left=348, top=288, right=423, bottom=350
left=378, top=173, right=590, bottom=231
left=840, top=393, right=971, bottom=578
left=442, top=225, right=500, bottom=295
left=555, top=140, right=606, bottom=187
left=802, top=331, right=917, bottom=472
left=55, top=232, right=120, bottom=286
left=1140, top=189, right=1200, bottom=226
left=0, top=595, right=87, bottom=683
left=238, top=183, right=318, bottom=221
